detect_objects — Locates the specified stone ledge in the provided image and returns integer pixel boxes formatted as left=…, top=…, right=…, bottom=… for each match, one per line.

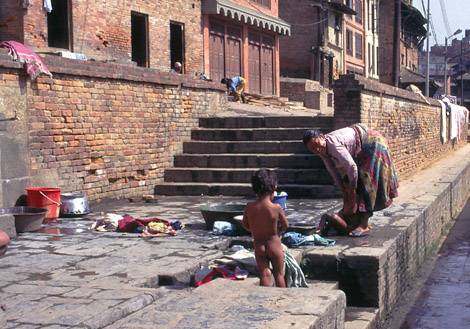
left=0, top=214, right=16, bottom=238
left=0, top=50, right=225, bottom=92
left=334, top=74, right=440, bottom=107
left=107, top=278, right=347, bottom=329
left=299, top=144, right=470, bottom=323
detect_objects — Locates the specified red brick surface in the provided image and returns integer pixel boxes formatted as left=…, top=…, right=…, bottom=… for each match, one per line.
left=13, top=0, right=205, bottom=74
left=334, top=74, right=467, bottom=179
left=278, top=0, right=318, bottom=78
left=0, top=2, right=24, bottom=43
left=0, top=58, right=226, bottom=201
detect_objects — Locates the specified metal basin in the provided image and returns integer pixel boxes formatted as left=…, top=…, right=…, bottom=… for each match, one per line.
left=0, top=207, right=48, bottom=233
left=60, top=192, right=91, bottom=217
left=200, top=204, right=245, bottom=230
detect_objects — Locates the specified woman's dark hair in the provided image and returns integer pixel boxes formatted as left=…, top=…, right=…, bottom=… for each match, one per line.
left=220, top=78, right=229, bottom=85
left=251, top=169, right=277, bottom=196
left=302, top=129, right=322, bottom=145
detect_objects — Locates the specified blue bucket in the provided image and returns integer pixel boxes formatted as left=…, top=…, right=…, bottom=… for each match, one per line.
left=273, top=193, right=288, bottom=210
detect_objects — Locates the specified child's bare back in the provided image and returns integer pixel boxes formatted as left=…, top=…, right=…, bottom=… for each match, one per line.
left=242, top=169, right=288, bottom=287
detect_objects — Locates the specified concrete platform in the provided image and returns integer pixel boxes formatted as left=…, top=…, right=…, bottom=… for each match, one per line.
left=0, top=197, right=341, bottom=328
left=105, top=278, right=346, bottom=329
left=296, top=144, right=470, bottom=322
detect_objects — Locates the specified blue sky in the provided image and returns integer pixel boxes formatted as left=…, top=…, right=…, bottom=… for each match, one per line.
left=417, top=0, right=470, bottom=45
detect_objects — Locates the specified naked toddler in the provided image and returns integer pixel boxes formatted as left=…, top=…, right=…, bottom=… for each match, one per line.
left=242, top=169, right=289, bottom=287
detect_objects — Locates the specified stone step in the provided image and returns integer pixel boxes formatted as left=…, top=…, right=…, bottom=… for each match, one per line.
left=106, top=279, right=347, bottom=329
left=191, top=127, right=321, bottom=141
left=154, top=182, right=340, bottom=198
left=183, top=140, right=309, bottom=154
left=164, top=168, right=334, bottom=185
left=199, top=116, right=334, bottom=129
left=173, top=154, right=325, bottom=169
left=285, top=101, right=305, bottom=107
left=344, top=307, right=379, bottom=329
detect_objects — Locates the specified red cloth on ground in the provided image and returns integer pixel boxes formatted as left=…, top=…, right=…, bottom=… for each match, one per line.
left=0, top=41, right=52, bottom=80
left=117, top=215, right=141, bottom=232
left=117, top=215, right=176, bottom=235
left=195, top=266, right=240, bottom=287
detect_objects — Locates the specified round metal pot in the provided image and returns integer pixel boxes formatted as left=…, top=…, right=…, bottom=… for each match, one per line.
left=59, top=192, right=91, bottom=217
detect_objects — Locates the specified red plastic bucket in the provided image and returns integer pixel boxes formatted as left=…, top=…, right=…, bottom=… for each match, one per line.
left=26, top=187, right=61, bottom=221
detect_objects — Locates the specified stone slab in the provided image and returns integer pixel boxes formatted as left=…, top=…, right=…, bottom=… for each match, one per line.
left=0, top=136, right=29, bottom=180
left=106, top=278, right=347, bottom=329
left=0, top=214, right=16, bottom=238
left=344, top=307, right=379, bottom=329
left=1, top=196, right=341, bottom=328
left=2, top=177, right=29, bottom=207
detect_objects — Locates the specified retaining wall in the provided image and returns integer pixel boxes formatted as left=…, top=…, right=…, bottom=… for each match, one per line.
left=301, top=145, right=470, bottom=324
left=0, top=52, right=227, bottom=203
left=333, top=74, right=467, bottom=179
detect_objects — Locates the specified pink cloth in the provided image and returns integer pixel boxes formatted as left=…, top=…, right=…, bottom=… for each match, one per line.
left=0, top=41, right=52, bottom=80
left=319, top=126, right=362, bottom=189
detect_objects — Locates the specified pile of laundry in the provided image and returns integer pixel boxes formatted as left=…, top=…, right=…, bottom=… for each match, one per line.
left=91, top=213, right=184, bottom=237
left=281, top=232, right=336, bottom=248
left=439, top=97, right=469, bottom=143
left=194, top=245, right=308, bottom=288
left=212, top=221, right=242, bottom=236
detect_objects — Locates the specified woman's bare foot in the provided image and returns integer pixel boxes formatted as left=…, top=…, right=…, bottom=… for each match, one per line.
left=349, top=226, right=370, bottom=237
left=316, top=214, right=331, bottom=235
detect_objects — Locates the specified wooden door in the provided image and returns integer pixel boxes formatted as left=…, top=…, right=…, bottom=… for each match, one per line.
left=261, top=46, right=274, bottom=95
left=225, top=26, right=242, bottom=78
left=261, top=34, right=274, bottom=95
left=248, top=31, right=261, bottom=95
left=209, top=21, right=225, bottom=82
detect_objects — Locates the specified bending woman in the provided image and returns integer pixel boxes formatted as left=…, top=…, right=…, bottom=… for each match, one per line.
left=303, top=124, right=399, bottom=236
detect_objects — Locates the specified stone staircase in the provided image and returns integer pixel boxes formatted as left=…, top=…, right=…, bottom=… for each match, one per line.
left=154, top=115, right=340, bottom=198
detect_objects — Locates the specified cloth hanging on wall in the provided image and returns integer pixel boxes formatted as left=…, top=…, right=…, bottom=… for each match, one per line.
left=43, top=0, right=52, bottom=13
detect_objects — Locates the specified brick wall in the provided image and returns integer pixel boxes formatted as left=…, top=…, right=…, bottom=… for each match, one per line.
left=0, top=1, right=24, bottom=42
left=280, top=78, right=307, bottom=102
left=334, top=74, right=467, bottom=179
left=18, top=0, right=204, bottom=74
left=281, top=77, right=333, bottom=114
left=278, top=0, right=318, bottom=78
left=237, top=0, right=279, bottom=17
left=377, top=0, right=395, bottom=85
left=0, top=54, right=226, bottom=202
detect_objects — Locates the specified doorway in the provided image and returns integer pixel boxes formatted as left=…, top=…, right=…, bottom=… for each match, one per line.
left=131, top=12, right=149, bottom=67
left=170, top=22, right=185, bottom=72
left=47, top=0, right=72, bottom=49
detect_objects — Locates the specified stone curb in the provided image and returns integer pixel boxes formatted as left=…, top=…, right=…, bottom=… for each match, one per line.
left=300, top=145, right=470, bottom=325
left=80, top=290, right=161, bottom=329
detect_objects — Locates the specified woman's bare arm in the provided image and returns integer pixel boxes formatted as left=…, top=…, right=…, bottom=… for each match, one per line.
left=278, top=207, right=289, bottom=232
left=242, top=208, right=250, bottom=231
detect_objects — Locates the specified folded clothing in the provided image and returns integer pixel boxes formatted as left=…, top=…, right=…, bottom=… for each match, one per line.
left=212, top=221, right=237, bottom=236
left=282, top=232, right=336, bottom=248
left=92, top=213, right=183, bottom=236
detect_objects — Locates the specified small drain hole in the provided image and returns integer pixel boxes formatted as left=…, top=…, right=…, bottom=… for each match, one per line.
left=158, top=275, right=175, bottom=286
